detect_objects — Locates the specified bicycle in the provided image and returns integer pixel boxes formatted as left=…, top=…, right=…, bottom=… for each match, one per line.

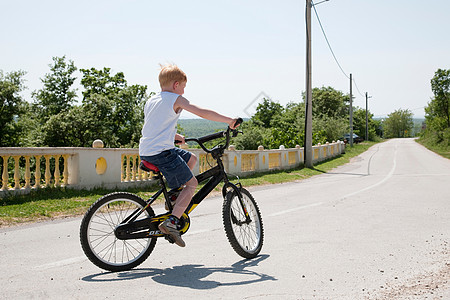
left=79, top=121, right=264, bottom=272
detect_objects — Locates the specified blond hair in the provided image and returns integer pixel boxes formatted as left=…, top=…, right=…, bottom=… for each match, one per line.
left=158, top=64, right=187, bottom=88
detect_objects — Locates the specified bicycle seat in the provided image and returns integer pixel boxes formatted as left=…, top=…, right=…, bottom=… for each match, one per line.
left=139, top=160, right=160, bottom=173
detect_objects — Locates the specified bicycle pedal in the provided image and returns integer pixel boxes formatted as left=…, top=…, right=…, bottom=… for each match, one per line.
left=164, top=235, right=175, bottom=244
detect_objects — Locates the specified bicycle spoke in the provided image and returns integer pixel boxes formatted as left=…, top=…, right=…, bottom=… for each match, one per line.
left=82, top=195, right=155, bottom=268
left=226, top=190, right=263, bottom=255
left=95, top=237, right=116, bottom=261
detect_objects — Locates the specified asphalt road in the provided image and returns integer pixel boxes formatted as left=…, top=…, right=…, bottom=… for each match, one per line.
left=1, top=138, right=449, bottom=299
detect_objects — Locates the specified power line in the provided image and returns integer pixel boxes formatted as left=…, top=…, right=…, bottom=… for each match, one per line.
left=311, top=2, right=348, bottom=79
left=352, top=77, right=365, bottom=98
left=311, top=1, right=365, bottom=98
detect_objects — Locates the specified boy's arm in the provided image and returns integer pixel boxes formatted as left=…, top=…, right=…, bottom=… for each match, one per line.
left=174, top=96, right=239, bottom=129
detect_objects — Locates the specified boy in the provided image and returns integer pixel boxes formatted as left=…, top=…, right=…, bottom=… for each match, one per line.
left=139, top=64, right=239, bottom=247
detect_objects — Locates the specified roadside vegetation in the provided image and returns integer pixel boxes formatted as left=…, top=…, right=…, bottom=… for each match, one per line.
left=417, top=137, right=450, bottom=160
left=231, top=89, right=381, bottom=150
left=0, top=141, right=378, bottom=227
left=0, top=55, right=395, bottom=150
left=417, top=69, right=450, bottom=160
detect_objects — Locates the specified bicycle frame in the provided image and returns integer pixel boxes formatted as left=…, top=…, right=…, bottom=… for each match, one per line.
left=115, top=148, right=248, bottom=241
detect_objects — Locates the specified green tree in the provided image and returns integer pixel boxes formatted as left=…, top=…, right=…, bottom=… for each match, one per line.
left=42, top=67, right=149, bottom=147
left=313, top=117, right=346, bottom=143
left=264, top=126, right=304, bottom=149
left=0, top=70, right=27, bottom=146
left=233, top=120, right=269, bottom=150
left=109, top=84, right=148, bottom=147
left=271, top=101, right=305, bottom=131
left=421, top=68, right=450, bottom=147
left=312, top=86, right=349, bottom=118
left=41, top=105, right=89, bottom=147
left=427, top=69, right=450, bottom=130
left=384, top=109, right=414, bottom=138
left=32, top=56, right=77, bottom=122
left=353, top=107, right=377, bottom=141
left=253, top=98, right=283, bottom=128
left=237, top=88, right=351, bottom=149
left=15, top=102, right=42, bottom=147
left=263, top=101, right=306, bottom=148
left=80, top=68, right=148, bottom=147
left=80, top=67, right=126, bottom=100
left=309, top=86, right=350, bottom=142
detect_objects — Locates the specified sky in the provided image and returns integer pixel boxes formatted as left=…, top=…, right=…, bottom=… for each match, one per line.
left=2, top=0, right=449, bottom=120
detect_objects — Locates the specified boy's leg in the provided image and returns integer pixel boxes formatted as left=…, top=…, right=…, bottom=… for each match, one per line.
left=172, top=176, right=197, bottom=218
left=172, top=153, right=198, bottom=218
left=187, top=153, right=197, bottom=170
left=158, top=152, right=197, bottom=247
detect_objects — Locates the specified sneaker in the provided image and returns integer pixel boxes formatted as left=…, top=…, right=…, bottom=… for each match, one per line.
left=158, top=216, right=185, bottom=247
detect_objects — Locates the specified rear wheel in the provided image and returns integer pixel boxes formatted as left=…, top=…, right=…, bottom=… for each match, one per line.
left=222, top=188, right=264, bottom=258
left=80, top=192, right=157, bottom=272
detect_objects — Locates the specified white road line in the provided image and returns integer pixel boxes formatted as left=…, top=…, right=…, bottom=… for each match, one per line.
left=266, top=144, right=399, bottom=215
left=342, top=143, right=397, bottom=199
left=267, top=202, right=324, bottom=217
left=33, top=256, right=87, bottom=271
left=186, top=228, right=219, bottom=236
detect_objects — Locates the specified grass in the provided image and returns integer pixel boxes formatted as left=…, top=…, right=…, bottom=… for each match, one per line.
left=0, top=141, right=378, bottom=227
left=416, top=138, right=450, bottom=160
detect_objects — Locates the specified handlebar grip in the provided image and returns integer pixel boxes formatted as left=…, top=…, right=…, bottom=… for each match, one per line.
left=233, top=117, right=243, bottom=128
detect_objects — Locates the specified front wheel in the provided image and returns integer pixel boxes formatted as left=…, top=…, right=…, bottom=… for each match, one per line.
left=222, top=188, right=264, bottom=258
left=80, top=192, right=157, bottom=272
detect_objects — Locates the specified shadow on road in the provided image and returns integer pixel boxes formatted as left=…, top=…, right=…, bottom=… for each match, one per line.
left=82, top=254, right=276, bottom=289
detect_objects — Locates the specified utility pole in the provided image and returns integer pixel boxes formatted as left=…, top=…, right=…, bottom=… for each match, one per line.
left=349, top=73, right=353, bottom=147
left=304, top=0, right=313, bottom=168
left=365, top=92, right=372, bottom=141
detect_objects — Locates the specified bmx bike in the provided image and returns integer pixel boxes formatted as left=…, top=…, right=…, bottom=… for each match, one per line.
left=80, top=122, right=264, bottom=272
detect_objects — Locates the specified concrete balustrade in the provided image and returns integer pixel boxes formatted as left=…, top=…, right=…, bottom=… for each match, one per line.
left=0, top=141, right=345, bottom=197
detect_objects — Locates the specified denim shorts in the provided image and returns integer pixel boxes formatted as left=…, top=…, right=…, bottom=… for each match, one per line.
left=140, top=148, right=193, bottom=189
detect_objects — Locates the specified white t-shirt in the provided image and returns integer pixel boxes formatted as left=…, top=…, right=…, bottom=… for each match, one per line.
left=139, top=91, right=181, bottom=156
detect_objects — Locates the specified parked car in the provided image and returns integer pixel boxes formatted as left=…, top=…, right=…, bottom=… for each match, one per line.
left=342, top=133, right=364, bottom=144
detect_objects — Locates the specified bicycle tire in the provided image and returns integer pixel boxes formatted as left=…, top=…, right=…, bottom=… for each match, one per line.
left=222, top=188, right=264, bottom=258
left=80, top=192, right=157, bottom=272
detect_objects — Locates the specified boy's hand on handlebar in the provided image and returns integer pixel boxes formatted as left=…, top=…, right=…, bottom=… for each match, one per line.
left=174, top=133, right=185, bottom=145
left=229, top=117, right=243, bottom=129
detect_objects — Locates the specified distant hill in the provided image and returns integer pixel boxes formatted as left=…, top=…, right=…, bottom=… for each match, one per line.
left=178, top=118, right=249, bottom=138
left=178, top=119, right=229, bottom=138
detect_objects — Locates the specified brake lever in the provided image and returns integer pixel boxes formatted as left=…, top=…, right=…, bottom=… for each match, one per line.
left=231, top=129, right=243, bottom=137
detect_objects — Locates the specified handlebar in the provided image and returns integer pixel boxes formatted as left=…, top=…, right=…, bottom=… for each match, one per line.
left=183, top=118, right=243, bottom=154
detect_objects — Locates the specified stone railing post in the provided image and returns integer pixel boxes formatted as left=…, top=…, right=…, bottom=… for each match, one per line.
left=13, top=156, right=20, bottom=189
left=1, top=156, right=9, bottom=191
left=34, top=155, right=42, bottom=188
left=54, top=155, right=61, bottom=187
left=24, top=156, right=31, bottom=189
left=63, top=154, right=69, bottom=186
